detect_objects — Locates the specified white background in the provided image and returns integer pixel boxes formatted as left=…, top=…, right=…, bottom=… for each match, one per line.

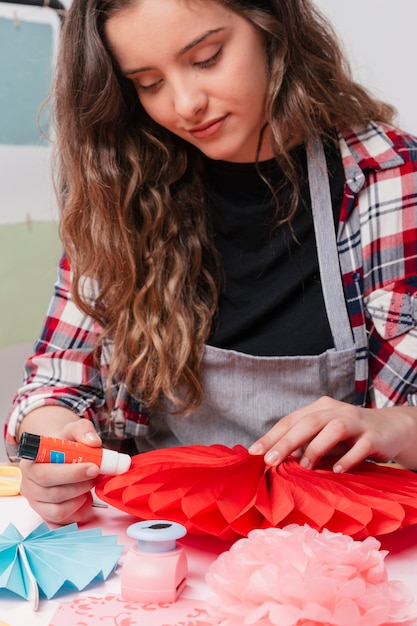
left=314, top=0, right=417, bottom=135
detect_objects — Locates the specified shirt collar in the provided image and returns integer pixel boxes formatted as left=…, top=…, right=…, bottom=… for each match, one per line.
left=338, top=122, right=405, bottom=194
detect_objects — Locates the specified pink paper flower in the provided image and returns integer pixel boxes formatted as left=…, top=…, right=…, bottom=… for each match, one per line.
left=206, top=525, right=417, bottom=626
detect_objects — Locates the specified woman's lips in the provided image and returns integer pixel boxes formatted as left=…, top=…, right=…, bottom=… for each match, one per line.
left=188, top=115, right=228, bottom=139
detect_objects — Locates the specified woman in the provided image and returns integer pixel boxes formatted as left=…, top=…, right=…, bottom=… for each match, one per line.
left=5, top=0, right=417, bottom=524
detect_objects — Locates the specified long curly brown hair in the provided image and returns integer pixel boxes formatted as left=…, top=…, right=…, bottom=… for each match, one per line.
left=53, top=0, right=395, bottom=413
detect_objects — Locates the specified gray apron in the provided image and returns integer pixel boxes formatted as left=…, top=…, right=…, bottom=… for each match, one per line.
left=137, top=136, right=356, bottom=452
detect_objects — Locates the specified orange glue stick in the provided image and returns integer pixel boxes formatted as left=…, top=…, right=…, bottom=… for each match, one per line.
left=18, top=432, right=131, bottom=475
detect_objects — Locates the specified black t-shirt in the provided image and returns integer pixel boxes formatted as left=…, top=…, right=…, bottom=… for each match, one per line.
left=205, top=141, right=345, bottom=357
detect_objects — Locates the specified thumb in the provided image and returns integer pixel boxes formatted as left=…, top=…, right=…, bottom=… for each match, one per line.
left=61, top=419, right=102, bottom=447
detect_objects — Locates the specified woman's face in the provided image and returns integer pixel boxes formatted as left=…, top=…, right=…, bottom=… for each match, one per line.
left=105, top=0, right=273, bottom=162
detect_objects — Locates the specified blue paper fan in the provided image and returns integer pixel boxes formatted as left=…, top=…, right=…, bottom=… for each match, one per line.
left=0, top=522, right=123, bottom=610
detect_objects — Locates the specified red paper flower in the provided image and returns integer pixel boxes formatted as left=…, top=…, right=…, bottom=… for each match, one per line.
left=205, top=525, right=417, bottom=626
left=95, top=445, right=417, bottom=540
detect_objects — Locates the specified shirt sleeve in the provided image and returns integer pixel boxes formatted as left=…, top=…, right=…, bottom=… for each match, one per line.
left=361, top=128, right=417, bottom=408
left=4, top=255, right=106, bottom=461
left=365, top=277, right=417, bottom=407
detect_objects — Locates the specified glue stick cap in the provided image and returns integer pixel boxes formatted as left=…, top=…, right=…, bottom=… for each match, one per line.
left=18, top=432, right=41, bottom=460
left=100, top=448, right=132, bottom=474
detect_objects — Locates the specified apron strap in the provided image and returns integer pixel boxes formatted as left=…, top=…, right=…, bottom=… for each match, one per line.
left=307, top=134, right=354, bottom=351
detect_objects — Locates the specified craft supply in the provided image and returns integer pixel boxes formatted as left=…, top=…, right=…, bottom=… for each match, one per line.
left=50, top=594, right=211, bottom=626
left=121, top=520, right=188, bottom=603
left=0, top=522, right=123, bottom=611
left=96, top=443, right=417, bottom=539
left=206, top=525, right=417, bottom=626
left=18, top=432, right=131, bottom=475
left=0, top=465, right=21, bottom=496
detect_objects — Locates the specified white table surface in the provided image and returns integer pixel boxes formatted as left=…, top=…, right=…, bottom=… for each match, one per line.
left=1, top=494, right=417, bottom=625
left=0, top=494, right=233, bottom=625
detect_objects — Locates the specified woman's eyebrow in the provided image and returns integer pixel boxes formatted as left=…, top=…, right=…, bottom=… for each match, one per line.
left=123, top=27, right=225, bottom=77
left=178, top=27, right=224, bottom=56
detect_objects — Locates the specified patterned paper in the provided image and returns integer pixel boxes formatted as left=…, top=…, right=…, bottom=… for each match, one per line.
left=49, top=594, right=214, bottom=626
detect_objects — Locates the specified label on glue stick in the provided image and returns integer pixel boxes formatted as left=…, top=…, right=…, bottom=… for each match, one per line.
left=49, top=450, right=66, bottom=463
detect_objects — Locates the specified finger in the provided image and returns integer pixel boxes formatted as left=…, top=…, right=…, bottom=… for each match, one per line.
left=262, top=408, right=338, bottom=466
left=248, top=414, right=305, bottom=456
left=248, top=396, right=338, bottom=456
left=296, top=411, right=361, bottom=469
left=34, top=491, right=94, bottom=525
left=20, top=473, right=98, bottom=504
left=19, top=458, right=100, bottom=489
left=330, top=437, right=384, bottom=473
left=61, top=419, right=102, bottom=447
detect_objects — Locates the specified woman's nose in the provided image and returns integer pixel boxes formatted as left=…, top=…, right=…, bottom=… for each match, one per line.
left=172, top=76, right=208, bottom=120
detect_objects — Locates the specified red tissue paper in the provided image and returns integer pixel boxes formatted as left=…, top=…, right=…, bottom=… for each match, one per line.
left=95, top=444, right=417, bottom=540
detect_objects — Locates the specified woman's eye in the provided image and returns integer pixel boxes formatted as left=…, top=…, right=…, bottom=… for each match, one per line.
left=136, top=79, right=162, bottom=93
left=194, top=47, right=222, bottom=69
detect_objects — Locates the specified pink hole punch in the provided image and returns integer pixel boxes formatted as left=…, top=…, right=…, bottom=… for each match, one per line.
left=121, top=520, right=188, bottom=603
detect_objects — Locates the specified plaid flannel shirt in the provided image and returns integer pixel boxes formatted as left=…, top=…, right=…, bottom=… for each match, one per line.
left=5, top=122, right=417, bottom=460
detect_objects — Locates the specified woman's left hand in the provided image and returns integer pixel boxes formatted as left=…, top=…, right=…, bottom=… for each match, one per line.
left=248, top=396, right=417, bottom=472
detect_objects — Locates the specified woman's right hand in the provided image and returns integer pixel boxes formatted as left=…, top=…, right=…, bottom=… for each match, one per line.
left=18, top=414, right=102, bottom=525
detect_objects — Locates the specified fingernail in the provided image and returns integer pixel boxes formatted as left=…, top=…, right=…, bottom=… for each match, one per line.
left=86, top=464, right=100, bottom=478
left=300, top=457, right=311, bottom=469
left=333, top=464, right=343, bottom=474
left=85, top=431, right=101, bottom=442
left=265, top=450, right=280, bottom=465
left=248, top=443, right=263, bottom=455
